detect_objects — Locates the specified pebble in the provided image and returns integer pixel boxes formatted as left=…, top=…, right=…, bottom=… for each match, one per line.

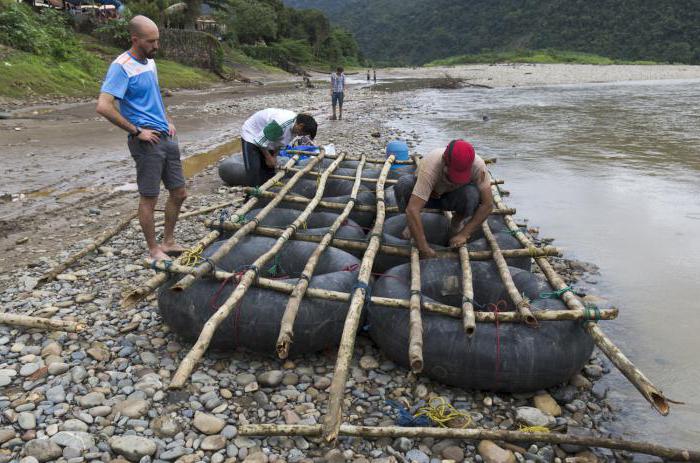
left=50, top=431, right=95, bottom=451
left=533, top=393, right=561, bottom=417
left=405, top=449, right=429, bottom=463
left=516, top=407, right=553, bottom=427
left=18, top=412, right=37, bottom=430
left=193, top=412, right=225, bottom=435
left=200, top=435, right=226, bottom=451
left=78, top=392, right=105, bottom=408
left=25, top=439, right=63, bottom=462
left=478, top=440, right=516, bottom=463
left=113, top=399, right=149, bottom=418
left=257, top=370, right=283, bottom=387
left=109, top=435, right=157, bottom=461
left=48, top=363, right=70, bottom=375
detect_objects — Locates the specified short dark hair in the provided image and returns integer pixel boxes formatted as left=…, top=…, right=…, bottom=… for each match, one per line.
left=295, top=114, right=317, bottom=140
left=336, top=66, right=344, bottom=73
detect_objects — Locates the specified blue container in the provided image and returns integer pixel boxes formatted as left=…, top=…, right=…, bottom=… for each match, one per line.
left=386, top=140, right=409, bottom=169
left=279, top=144, right=319, bottom=162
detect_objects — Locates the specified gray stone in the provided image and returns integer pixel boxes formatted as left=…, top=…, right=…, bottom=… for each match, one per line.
left=151, top=416, right=181, bottom=438
left=20, top=457, right=39, bottom=463
left=221, top=425, right=237, bottom=439
left=405, top=450, right=429, bottom=463
left=200, top=435, right=226, bottom=451
left=193, top=412, right=225, bottom=435
left=257, top=370, right=283, bottom=387
left=109, top=435, right=157, bottom=461
left=0, top=429, right=16, bottom=445
left=442, top=446, right=465, bottom=461
left=59, top=420, right=88, bottom=432
left=159, top=447, right=188, bottom=460
left=592, top=383, right=609, bottom=400
left=78, top=392, right=105, bottom=408
left=560, top=426, right=593, bottom=453
left=25, top=439, right=63, bottom=462
left=70, top=366, right=87, bottom=383
left=394, top=437, right=413, bottom=452
left=46, top=385, right=66, bottom=403
left=20, top=363, right=41, bottom=377
left=235, top=373, right=256, bottom=386
left=50, top=431, right=95, bottom=451
left=18, top=412, right=37, bottom=430
left=515, top=407, right=553, bottom=427
left=113, top=399, right=149, bottom=418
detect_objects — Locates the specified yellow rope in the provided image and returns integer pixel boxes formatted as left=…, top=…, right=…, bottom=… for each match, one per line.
left=179, top=244, right=205, bottom=267
left=273, top=181, right=285, bottom=188
left=414, top=397, right=474, bottom=428
left=518, top=425, right=550, bottom=433
left=300, top=221, right=307, bottom=230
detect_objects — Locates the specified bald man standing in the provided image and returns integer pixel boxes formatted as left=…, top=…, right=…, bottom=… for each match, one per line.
left=96, top=15, right=187, bottom=261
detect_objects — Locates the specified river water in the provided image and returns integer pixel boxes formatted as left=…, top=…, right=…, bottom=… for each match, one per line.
left=390, top=80, right=700, bottom=449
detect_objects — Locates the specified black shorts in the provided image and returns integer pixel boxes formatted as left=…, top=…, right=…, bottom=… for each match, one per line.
left=127, top=134, right=185, bottom=197
left=394, top=174, right=480, bottom=217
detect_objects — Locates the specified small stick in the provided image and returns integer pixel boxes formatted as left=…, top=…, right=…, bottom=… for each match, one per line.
left=239, top=188, right=516, bottom=216
left=481, top=221, right=537, bottom=326
left=408, top=244, right=424, bottom=373
left=238, top=424, right=700, bottom=461
left=283, top=165, right=505, bottom=186
left=207, top=222, right=561, bottom=260
left=323, top=156, right=395, bottom=443
left=39, top=212, right=138, bottom=285
left=145, top=259, right=618, bottom=323
left=0, top=313, right=85, bottom=332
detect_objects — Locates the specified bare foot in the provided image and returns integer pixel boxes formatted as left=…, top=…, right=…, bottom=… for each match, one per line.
left=150, top=247, right=171, bottom=261
left=161, top=242, right=187, bottom=256
left=401, top=226, right=411, bottom=240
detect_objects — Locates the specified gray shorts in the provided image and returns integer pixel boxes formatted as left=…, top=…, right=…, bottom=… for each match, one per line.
left=127, top=135, right=186, bottom=197
left=394, top=174, right=480, bottom=217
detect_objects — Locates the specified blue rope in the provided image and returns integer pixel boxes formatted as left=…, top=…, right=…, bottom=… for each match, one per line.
left=385, top=400, right=432, bottom=427
left=351, top=281, right=372, bottom=307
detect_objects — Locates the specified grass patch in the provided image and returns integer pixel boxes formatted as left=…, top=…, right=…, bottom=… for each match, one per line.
left=0, top=46, right=218, bottom=99
left=426, top=49, right=660, bottom=66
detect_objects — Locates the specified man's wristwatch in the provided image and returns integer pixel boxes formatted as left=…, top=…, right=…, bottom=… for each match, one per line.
left=132, top=127, right=142, bottom=137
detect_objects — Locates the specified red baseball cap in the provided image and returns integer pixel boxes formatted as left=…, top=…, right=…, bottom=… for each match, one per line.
left=442, top=139, right=475, bottom=184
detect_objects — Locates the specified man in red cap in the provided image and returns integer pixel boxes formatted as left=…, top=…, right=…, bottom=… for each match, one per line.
left=394, top=139, right=493, bottom=258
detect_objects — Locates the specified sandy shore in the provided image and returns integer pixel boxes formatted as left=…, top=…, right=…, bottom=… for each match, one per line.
left=370, top=63, right=700, bottom=88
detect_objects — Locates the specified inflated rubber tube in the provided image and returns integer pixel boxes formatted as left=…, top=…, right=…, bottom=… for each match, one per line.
left=218, top=154, right=248, bottom=186
left=373, top=214, right=524, bottom=272
left=158, top=236, right=361, bottom=355
left=243, top=208, right=366, bottom=242
left=298, top=158, right=415, bottom=179
left=368, top=259, right=594, bottom=392
left=260, top=178, right=377, bottom=228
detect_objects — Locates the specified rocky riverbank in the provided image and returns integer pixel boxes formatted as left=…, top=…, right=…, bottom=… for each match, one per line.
left=0, top=83, right=640, bottom=463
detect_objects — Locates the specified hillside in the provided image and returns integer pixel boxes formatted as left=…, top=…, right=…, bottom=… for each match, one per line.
left=283, top=0, right=700, bottom=65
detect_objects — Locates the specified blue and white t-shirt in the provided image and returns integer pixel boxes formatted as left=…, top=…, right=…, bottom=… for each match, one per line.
left=101, top=51, right=169, bottom=134
left=331, top=73, right=345, bottom=93
left=241, top=108, right=297, bottom=150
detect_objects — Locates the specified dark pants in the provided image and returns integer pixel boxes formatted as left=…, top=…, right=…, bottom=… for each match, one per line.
left=394, top=174, right=480, bottom=218
left=242, top=140, right=275, bottom=187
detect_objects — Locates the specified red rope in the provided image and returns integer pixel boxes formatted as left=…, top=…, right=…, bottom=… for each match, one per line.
left=487, top=300, right=508, bottom=390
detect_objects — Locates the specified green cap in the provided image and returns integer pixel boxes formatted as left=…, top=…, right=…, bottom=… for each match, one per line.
left=263, top=120, right=284, bottom=141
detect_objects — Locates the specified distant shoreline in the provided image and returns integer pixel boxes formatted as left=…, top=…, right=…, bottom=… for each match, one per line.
left=369, top=63, right=700, bottom=89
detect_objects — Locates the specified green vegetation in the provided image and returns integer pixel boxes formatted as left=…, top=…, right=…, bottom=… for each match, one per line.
left=284, top=0, right=700, bottom=66
left=0, top=3, right=217, bottom=99
left=427, top=50, right=659, bottom=66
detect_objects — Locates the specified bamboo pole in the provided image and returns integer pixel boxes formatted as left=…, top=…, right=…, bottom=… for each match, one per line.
left=283, top=165, right=505, bottom=186
left=284, top=150, right=497, bottom=166
left=276, top=156, right=366, bottom=359
left=207, top=221, right=561, bottom=260
left=408, top=244, right=424, bottom=373
left=155, top=199, right=243, bottom=227
left=0, top=313, right=85, bottom=332
left=238, top=424, right=700, bottom=461
left=169, top=154, right=343, bottom=388
left=146, top=259, right=618, bottom=323
left=323, top=156, right=395, bottom=443
left=120, top=156, right=301, bottom=308
left=490, top=185, right=672, bottom=416
left=171, top=154, right=324, bottom=291
left=39, top=211, right=138, bottom=285
left=443, top=211, right=476, bottom=336
left=481, top=221, right=537, bottom=326
left=239, top=188, right=516, bottom=216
